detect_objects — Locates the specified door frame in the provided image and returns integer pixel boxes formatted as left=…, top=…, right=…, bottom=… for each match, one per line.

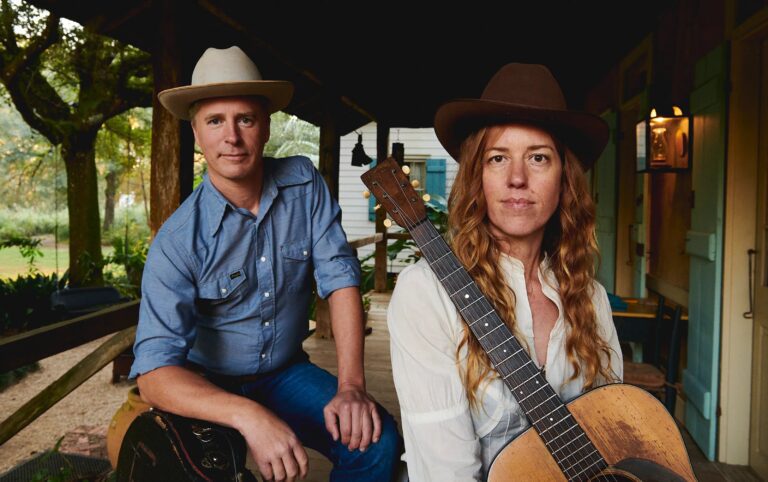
left=720, top=8, right=768, bottom=465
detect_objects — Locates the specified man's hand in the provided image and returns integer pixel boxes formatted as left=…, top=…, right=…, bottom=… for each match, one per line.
left=323, top=383, right=382, bottom=452
left=237, top=406, right=308, bottom=482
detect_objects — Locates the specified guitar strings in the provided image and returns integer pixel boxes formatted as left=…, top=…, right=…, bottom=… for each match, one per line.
left=375, top=168, right=617, bottom=481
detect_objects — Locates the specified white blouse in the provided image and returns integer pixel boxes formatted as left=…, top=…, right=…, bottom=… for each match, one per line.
left=387, top=255, right=623, bottom=481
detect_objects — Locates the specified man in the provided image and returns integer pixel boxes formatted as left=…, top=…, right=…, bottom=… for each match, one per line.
left=129, top=46, right=401, bottom=482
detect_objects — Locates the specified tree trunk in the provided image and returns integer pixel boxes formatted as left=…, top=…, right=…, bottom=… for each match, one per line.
left=103, top=169, right=118, bottom=233
left=62, top=132, right=104, bottom=287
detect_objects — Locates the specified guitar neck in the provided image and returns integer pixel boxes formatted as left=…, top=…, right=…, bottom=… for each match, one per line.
left=407, top=218, right=608, bottom=480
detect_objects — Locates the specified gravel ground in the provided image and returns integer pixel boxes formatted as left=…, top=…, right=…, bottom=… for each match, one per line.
left=0, top=335, right=135, bottom=475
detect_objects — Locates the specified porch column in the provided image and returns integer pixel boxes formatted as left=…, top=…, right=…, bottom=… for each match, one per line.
left=313, top=99, right=341, bottom=338
left=149, top=0, right=194, bottom=235
left=374, top=123, right=390, bottom=292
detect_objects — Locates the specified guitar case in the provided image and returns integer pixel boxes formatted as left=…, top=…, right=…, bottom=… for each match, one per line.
left=116, top=408, right=258, bottom=482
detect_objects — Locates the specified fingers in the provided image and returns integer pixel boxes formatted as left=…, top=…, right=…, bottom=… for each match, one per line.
left=338, top=402, right=352, bottom=446
left=358, top=408, right=373, bottom=451
left=347, top=403, right=362, bottom=450
left=323, top=405, right=339, bottom=441
left=371, top=404, right=382, bottom=443
left=294, top=444, right=309, bottom=479
left=259, top=448, right=307, bottom=482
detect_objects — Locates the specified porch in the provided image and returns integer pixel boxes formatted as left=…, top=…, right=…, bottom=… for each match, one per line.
left=0, top=290, right=759, bottom=481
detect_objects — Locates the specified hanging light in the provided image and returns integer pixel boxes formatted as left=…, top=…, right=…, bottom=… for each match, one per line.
left=636, top=104, right=691, bottom=173
left=351, top=133, right=373, bottom=166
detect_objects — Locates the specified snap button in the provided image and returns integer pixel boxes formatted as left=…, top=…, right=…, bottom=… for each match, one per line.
left=303, top=250, right=308, bottom=256
left=264, top=321, right=270, bottom=326
left=260, top=256, right=266, bottom=262
left=221, top=288, right=227, bottom=294
left=261, top=353, right=266, bottom=359
left=264, top=292, right=270, bottom=298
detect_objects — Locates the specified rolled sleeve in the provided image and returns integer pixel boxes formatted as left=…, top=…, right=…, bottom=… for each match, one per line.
left=308, top=167, right=361, bottom=299
left=129, top=234, right=199, bottom=379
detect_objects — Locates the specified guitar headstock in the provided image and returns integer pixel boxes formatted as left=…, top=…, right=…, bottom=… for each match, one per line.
left=360, top=157, right=427, bottom=229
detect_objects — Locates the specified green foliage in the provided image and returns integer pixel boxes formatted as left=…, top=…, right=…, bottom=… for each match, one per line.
left=0, top=207, right=68, bottom=239
left=264, top=112, right=320, bottom=162
left=0, top=234, right=43, bottom=273
left=103, top=234, right=148, bottom=299
left=30, top=436, right=74, bottom=482
left=0, top=271, right=60, bottom=334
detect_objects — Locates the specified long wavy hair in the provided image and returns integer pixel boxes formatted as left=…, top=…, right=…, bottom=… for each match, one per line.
left=448, top=125, right=617, bottom=408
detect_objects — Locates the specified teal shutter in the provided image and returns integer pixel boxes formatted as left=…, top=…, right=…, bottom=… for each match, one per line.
left=684, top=44, right=727, bottom=460
left=426, top=158, right=446, bottom=197
left=593, top=110, right=618, bottom=292
left=368, top=158, right=377, bottom=221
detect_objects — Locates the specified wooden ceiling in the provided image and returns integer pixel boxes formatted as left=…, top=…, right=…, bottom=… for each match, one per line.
left=29, top=0, right=673, bottom=134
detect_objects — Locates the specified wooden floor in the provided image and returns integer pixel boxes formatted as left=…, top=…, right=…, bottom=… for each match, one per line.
left=295, top=291, right=761, bottom=481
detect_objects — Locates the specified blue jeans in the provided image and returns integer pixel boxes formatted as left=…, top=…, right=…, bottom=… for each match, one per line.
left=213, top=352, right=402, bottom=482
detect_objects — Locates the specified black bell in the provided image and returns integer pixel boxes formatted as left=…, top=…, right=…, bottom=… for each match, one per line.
left=351, top=134, right=373, bottom=166
left=392, top=142, right=405, bottom=166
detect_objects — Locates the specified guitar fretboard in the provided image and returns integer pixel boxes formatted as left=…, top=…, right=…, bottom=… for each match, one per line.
left=408, top=219, right=608, bottom=481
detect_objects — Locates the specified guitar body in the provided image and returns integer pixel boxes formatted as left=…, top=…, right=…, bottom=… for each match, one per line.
left=488, top=384, right=696, bottom=481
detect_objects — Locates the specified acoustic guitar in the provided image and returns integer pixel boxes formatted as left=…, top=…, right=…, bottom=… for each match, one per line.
left=362, top=158, right=696, bottom=481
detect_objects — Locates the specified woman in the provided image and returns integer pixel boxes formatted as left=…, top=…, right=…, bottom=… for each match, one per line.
left=387, top=63, right=623, bottom=481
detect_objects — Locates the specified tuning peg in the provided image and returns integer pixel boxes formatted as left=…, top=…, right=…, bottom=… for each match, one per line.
left=363, top=190, right=371, bottom=199
left=374, top=204, right=381, bottom=211
left=402, top=165, right=411, bottom=175
left=422, top=194, right=431, bottom=202
left=383, top=219, right=392, bottom=228
left=411, top=179, right=420, bottom=188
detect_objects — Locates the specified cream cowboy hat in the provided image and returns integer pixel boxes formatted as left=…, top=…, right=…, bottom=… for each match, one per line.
left=434, top=63, right=608, bottom=169
left=158, top=46, right=294, bottom=120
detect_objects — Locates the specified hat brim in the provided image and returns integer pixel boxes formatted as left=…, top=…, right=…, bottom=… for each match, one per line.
left=158, top=81, right=294, bottom=120
left=434, top=99, right=608, bottom=170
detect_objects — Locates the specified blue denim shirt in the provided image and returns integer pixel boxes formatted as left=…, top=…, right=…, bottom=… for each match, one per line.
left=129, top=156, right=360, bottom=378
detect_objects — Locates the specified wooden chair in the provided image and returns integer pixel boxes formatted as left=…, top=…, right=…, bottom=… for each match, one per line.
left=622, top=298, right=684, bottom=415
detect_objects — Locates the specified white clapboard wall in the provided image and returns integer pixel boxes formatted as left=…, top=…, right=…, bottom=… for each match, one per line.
left=338, top=122, right=458, bottom=273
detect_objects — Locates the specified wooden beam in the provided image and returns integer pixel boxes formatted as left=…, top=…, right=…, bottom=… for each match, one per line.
left=0, top=301, right=139, bottom=373
left=374, top=124, right=389, bottom=292
left=197, top=0, right=375, bottom=123
left=149, top=0, right=194, bottom=234
left=0, top=326, right=136, bottom=445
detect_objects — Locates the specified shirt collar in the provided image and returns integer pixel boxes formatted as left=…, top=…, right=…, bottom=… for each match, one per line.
left=201, top=174, right=232, bottom=237
left=200, top=157, right=313, bottom=237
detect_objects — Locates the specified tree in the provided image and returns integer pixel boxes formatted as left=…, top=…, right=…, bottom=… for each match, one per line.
left=0, top=0, right=152, bottom=285
left=96, top=109, right=151, bottom=233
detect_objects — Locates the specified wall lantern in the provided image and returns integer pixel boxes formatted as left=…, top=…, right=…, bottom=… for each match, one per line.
left=636, top=105, right=691, bottom=172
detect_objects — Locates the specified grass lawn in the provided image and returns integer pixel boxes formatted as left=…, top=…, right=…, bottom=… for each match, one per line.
left=0, top=246, right=114, bottom=278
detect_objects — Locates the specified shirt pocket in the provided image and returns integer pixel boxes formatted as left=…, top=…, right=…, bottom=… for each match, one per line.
left=281, top=238, right=312, bottom=293
left=196, top=269, right=249, bottom=317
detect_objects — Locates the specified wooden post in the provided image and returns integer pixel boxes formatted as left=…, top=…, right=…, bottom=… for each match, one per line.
left=149, top=0, right=194, bottom=235
left=313, top=98, right=341, bottom=338
left=374, top=123, right=389, bottom=292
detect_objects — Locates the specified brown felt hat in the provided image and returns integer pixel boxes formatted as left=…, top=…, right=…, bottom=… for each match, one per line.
left=158, top=46, right=293, bottom=120
left=434, top=63, right=608, bottom=169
